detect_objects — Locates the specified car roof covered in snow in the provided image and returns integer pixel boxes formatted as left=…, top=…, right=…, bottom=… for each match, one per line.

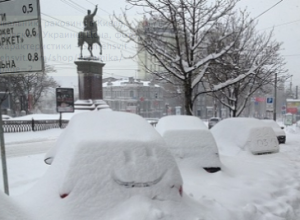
left=156, top=115, right=221, bottom=168
left=211, top=117, right=279, bottom=155
left=28, top=111, right=196, bottom=220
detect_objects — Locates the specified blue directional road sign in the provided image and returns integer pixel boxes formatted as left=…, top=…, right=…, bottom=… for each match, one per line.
left=266, top=97, right=274, bottom=111
left=267, top=97, right=273, bottom=103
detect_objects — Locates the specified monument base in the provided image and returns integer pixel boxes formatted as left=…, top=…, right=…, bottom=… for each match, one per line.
left=73, top=59, right=110, bottom=111
left=74, top=59, right=105, bottom=100
left=74, top=99, right=111, bottom=111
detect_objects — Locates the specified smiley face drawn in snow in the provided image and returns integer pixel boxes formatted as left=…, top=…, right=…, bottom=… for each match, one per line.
left=112, top=147, right=165, bottom=188
left=111, top=146, right=183, bottom=199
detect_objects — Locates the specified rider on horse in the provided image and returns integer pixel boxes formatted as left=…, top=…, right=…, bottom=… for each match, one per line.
left=83, top=5, right=98, bottom=37
left=78, top=4, right=102, bottom=58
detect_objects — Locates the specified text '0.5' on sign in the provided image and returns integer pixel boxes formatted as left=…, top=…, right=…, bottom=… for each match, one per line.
left=0, top=0, right=44, bottom=74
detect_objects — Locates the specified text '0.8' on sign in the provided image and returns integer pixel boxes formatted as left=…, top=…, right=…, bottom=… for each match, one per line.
left=0, top=0, right=44, bottom=74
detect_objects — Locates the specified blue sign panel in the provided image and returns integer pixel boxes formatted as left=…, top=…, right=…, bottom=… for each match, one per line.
left=267, top=98, right=273, bottom=104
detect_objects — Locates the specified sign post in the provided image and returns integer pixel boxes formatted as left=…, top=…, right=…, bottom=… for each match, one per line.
left=0, top=0, right=44, bottom=195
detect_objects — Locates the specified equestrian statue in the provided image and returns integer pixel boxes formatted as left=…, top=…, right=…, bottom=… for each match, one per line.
left=78, top=5, right=102, bottom=58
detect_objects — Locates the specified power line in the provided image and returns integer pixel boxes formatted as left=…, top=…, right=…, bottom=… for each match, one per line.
left=65, top=0, right=115, bottom=29
left=282, top=54, right=300, bottom=57
left=41, top=14, right=137, bottom=54
left=252, top=0, right=284, bottom=21
left=67, top=0, right=88, bottom=11
left=42, top=18, right=80, bottom=33
left=42, top=13, right=81, bottom=31
left=60, top=0, right=86, bottom=14
left=259, top=19, right=300, bottom=31
left=85, top=0, right=111, bottom=15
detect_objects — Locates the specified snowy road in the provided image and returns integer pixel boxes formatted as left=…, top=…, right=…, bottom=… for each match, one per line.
left=5, top=140, right=55, bottom=158
left=2, top=125, right=300, bottom=220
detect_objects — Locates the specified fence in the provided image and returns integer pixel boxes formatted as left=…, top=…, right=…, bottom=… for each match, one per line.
left=2, top=118, right=157, bottom=133
left=2, top=119, right=69, bottom=133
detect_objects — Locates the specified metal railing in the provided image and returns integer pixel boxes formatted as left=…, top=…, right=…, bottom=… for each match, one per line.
left=2, top=119, right=69, bottom=133
left=2, top=118, right=158, bottom=133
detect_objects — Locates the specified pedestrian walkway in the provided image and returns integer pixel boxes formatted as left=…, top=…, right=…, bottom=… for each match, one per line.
left=4, top=129, right=63, bottom=145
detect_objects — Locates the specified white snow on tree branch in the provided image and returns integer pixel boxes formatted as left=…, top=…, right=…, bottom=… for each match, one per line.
left=213, top=65, right=259, bottom=91
left=184, top=43, right=234, bottom=73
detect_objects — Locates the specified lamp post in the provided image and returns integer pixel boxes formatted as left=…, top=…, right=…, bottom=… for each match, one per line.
left=273, top=73, right=277, bottom=121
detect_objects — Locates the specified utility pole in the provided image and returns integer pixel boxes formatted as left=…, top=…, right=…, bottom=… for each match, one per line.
left=273, top=73, right=277, bottom=121
left=0, top=109, right=9, bottom=195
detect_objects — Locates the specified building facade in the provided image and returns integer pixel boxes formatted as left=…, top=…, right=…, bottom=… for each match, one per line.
left=103, top=77, right=165, bottom=118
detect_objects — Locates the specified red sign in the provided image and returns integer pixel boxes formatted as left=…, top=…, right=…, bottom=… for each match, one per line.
left=255, top=97, right=265, bottom=102
left=287, top=107, right=297, bottom=114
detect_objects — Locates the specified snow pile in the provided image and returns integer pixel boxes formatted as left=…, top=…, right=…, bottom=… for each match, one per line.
left=211, top=117, right=279, bottom=155
left=4, top=128, right=63, bottom=145
left=180, top=152, right=300, bottom=220
left=0, top=191, right=32, bottom=220
left=285, top=124, right=300, bottom=134
left=11, top=113, right=80, bottom=121
left=16, top=111, right=205, bottom=220
left=4, top=115, right=300, bottom=219
left=156, top=115, right=221, bottom=169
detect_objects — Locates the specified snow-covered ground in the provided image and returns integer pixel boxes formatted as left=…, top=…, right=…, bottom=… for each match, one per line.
left=1, top=115, right=300, bottom=219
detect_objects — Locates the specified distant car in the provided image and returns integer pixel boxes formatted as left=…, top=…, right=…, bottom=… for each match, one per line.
left=155, top=115, right=222, bottom=173
left=211, top=117, right=279, bottom=156
left=208, top=117, right=221, bottom=129
left=36, top=111, right=201, bottom=219
left=262, top=119, right=286, bottom=144
left=145, top=118, right=159, bottom=126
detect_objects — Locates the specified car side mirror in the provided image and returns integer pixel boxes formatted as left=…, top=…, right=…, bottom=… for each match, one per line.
left=44, top=157, right=53, bottom=165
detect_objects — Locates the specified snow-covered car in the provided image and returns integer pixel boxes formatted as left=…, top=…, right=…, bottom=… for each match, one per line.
left=27, top=111, right=203, bottom=220
left=155, top=115, right=222, bottom=173
left=2, top=114, right=12, bottom=120
left=211, top=117, right=279, bottom=155
left=208, top=117, right=221, bottom=129
left=262, top=119, right=286, bottom=144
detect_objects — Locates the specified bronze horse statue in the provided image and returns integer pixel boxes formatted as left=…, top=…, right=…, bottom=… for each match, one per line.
left=78, top=22, right=102, bottom=58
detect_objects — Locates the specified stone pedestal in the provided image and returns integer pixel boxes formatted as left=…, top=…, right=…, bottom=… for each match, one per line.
left=74, top=60, right=105, bottom=100
left=74, top=59, right=109, bottom=111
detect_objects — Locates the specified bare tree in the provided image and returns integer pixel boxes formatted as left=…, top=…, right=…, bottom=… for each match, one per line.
left=0, top=64, right=59, bottom=114
left=111, top=0, right=271, bottom=115
left=204, top=22, right=288, bottom=117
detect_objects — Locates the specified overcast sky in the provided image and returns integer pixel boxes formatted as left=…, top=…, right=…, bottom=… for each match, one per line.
left=39, top=0, right=300, bottom=91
